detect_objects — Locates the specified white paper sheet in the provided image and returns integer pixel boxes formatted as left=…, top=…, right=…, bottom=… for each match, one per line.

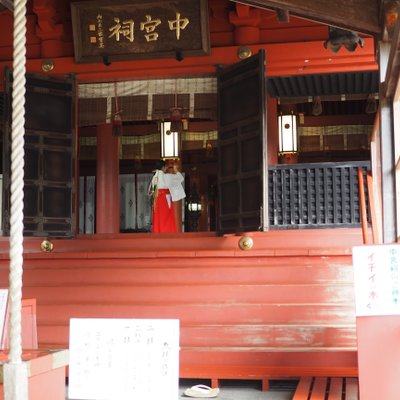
left=68, top=318, right=179, bottom=400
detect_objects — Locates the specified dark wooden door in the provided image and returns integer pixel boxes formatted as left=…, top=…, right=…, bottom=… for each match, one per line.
left=2, top=70, right=76, bottom=237
left=217, top=50, right=268, bottom=235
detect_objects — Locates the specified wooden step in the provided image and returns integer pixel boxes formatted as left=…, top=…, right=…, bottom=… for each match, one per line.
left=0, top=232, right=360, bottom=384
left=293, top=377, right=359, bottom=399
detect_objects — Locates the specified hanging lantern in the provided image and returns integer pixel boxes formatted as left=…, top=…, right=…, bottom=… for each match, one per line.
left=278, top=113, right=298, bottom=153
left=160, top=81, right=186, bottom=159
left=311, top=96, right=323, bottom=116
left=160, top=121, right=180, bottom=159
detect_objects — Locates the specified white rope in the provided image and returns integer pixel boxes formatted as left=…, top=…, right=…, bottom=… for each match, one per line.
left=4, top=0, right=28, bottom=398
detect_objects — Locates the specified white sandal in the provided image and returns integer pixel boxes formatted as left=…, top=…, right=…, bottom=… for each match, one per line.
left=184, top=384, right=220, bottom=398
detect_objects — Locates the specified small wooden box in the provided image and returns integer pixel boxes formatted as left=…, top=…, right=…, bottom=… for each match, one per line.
left=0, top=349, right=69, bottom=400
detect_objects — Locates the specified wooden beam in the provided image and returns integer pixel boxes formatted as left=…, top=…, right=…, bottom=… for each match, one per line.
left=235, top=0, right=380, bottom=34
left=382, top=6, right=400, bottom=98
left=278, top=93, right=376, bottom=104
left=381, top=0, right=400, bottom=40
left=0, top=39, right=376, bottom=89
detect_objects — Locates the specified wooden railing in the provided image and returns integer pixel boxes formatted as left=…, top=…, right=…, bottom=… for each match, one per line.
left=369, top=113, right=383, bottom=243
left=268, top=161, right=371, bottom=229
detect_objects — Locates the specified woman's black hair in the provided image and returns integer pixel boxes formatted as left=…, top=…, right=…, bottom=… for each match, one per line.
left=155, top=159, right=166, bottom=170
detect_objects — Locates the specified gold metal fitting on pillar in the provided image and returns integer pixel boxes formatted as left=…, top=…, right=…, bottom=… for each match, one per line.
left=237, top=46, right=252, bottom=60
left=40, top=239, right=54, bottom=253
left=41, top=59, right=54, bottom=72
left=238, top=236, right=254, bottom=250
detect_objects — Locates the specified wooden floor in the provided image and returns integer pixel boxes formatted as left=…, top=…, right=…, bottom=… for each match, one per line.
left=65, top=379, right=296, bottom=400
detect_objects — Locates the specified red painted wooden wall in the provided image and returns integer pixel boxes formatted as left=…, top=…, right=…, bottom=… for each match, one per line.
left=0, top=229, right=364, bottom=384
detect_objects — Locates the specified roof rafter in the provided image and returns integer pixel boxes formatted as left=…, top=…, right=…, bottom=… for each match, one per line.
left=234, top=0, right=381, bottom=35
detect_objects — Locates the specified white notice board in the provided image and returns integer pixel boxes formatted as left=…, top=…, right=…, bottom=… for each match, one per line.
left=353, top=245, right=400, bottom=316
left=68, top=318, right=179, bottom=400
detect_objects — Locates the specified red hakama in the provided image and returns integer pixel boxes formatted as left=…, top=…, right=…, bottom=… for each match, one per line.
left=152, top=189, right=177, bottom=233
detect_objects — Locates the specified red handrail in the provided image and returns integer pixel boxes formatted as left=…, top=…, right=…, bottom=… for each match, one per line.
left=358, top=167, right=369, bottom=244
left=366, top=171, right=380, bottom=244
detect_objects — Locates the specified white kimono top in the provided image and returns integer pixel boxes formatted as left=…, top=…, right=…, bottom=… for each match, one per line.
left=149, top=170, right=186, bottom=202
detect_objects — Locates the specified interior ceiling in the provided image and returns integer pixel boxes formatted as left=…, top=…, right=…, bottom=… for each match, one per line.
left=267, top=70, right=379, bottom=101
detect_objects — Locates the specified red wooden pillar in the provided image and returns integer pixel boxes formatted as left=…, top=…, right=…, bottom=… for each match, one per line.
left=267, top=95, right=279, bottom=165
left=229, top=4, right=261, bottom=45
left=96, top=124, right=120, bottom=233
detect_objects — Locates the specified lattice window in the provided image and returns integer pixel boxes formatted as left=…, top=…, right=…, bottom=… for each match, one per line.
left=268, top=161, right=370, bottom=228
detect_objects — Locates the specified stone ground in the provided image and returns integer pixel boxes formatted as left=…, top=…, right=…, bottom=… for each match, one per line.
left=65, top=378, right=297, bottom=399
